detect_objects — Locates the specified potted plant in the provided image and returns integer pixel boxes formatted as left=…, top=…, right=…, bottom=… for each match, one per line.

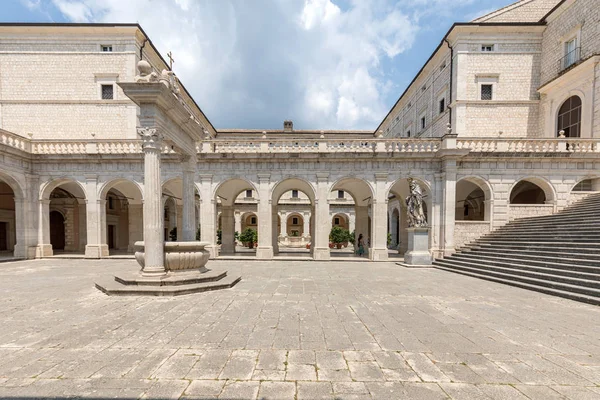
left=329, top=226, right=349, bottom=249
left=169, top=227, right=177, bottom=242
left=239, top=228, right=258, bottom=249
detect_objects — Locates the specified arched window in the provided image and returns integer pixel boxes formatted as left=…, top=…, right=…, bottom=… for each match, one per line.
left=557, top=96, right=582, bottom=138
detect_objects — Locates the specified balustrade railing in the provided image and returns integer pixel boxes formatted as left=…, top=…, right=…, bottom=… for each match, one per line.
left=2, top=132, right=599, bottom=156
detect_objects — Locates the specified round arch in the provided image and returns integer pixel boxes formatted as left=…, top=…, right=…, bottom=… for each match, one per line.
left=215, top=178, right=258, bottom=206
left=330, top=177, right=374, bottom=206
left=331, top=213, right=349, bottom=228
left=40, top=177, right=87, bottom=201
left=509, top=177, right=556, bottom=204
left=99, top=178, right=144, bottom=202
left=569, top=176, right=600, bottom=193
left=456, top=176, right=493, bottom=221
left=0, top=171, right=24, bottom=200
left=271, top=177, right=316, bottom=204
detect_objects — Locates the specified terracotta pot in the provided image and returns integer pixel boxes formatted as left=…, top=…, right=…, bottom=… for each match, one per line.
left=336, top=243, right=342, bottom=249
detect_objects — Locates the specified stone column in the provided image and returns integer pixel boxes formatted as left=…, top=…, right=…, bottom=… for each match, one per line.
left=370, top=173, right=389, bottom=261
left=355, top=206, right=369, bottom=245
left=84, top=176, right=109, bottom=258
left=272, top=207, right=279, bottom=255
left=348, top=212, right=355, bottom=234
left=220, top=206, right=235, bottom=254
left=234, top=211, right=242, bottom=241
left=21, top=175, right=39, bottom=259
left=139, top=127, right=166, bottom=275
left=303, top=211, right=310, bottom=238
left=431, top=173, right=443, bottom=258
left=256, top=173, right=273, bottom=259
left=199, top=174, right=217, bottom=257
left=280, top=212, right=287, bottom=238
left=36, top=199, right=52, bottom=257
left=181, top=155, right=197, bottom=241
left=128, top=202, right=143, bottom=252
left=441, top=160, right=457, bottom=257
left=313, top=173, right=330, bottom=260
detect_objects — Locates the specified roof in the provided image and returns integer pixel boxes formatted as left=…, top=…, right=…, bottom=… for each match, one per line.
left=472, top=0, right=562, bottom=23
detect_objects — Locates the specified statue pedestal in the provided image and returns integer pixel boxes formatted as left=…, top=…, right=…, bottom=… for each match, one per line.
left=403, top=228, right=432, bottom=266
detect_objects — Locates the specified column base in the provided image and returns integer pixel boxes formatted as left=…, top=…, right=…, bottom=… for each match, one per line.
left=206, top=245, right=219, bottom=259
left=256, top=246, right=273, bottom=260
left=85, top=244, right=110, bottom=259
left=13, top=244, right=29, bottom=259
left=369, top=248, right=388, bottom=261
left=312, top=247, right=330, bottom=260
left=220, top=244, right=234, bottom=255
left=36, top=244, right=53, bottom=258
left=140, top=265, right=167, bottom=277
left=442, top=248, right=455, bottom=258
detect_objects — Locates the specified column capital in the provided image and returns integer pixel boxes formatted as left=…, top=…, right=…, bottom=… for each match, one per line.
left=138, top=127, right=163, bottom=151
left=257, top=173, right=271, bottom=183
left=374, top=172, right=388, bottom=182
left=199, top=174, right=213, bottom=182
left=316, top=172, right=329, bottom=182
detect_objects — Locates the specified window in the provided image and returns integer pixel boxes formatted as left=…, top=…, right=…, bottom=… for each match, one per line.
left=406, top=130, right=411, bottom=138
left=480, top=84, right=493, bottom=100
left=563, top=37, right=578, bottom=69
left=292, top=190, right=298, bottom=198
left=420, top=116, right=426, bottom=130
left=481, top=44, right=494, bottom=52
left=337, top=190, right=344, bottom=199
left=101, top=84, right=114, bottom=100
left=439, top=98, right=445, bottom=114
left=108, top=197, right=114, bottom=210
left=292, top=217, right=298, bottom=225
left=245, top=189, right=252, bottom=198
left=557, top=96, right=582, bottom=138
left=101, top=45, right=113, bottom=52
left=251, top=216, right=257, bottom=225
left=334, top=217, right=340, bottom=225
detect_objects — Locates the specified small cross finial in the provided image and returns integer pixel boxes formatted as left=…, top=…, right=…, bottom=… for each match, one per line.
left=167, top=51, right=175, bottom=70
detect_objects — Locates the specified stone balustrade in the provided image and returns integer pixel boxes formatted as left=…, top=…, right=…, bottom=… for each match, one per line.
left=2, top=134, right=599, bottom=156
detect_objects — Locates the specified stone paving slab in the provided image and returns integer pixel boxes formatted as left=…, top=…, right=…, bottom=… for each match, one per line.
left=0, top=259, right=598, bottom=399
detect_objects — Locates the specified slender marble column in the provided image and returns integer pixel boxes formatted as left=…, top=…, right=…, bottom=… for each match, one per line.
left=313, top=173, right=330, bottom=260
left=256, top=173, right=273, bottom=259
left=139, top=127, right=165, bottom=275
left=198, top=174, right=218, bottom=258
left=181, top=155, right=197, bottom=241
left=280, top=212, right=288, bottom=237
left=303, top=212, right=310, bottom=238
left=441, top=160, right=457, bottom=257
left=220, top=206, right=235, bottom=254
left=370, top=173, right=389, bottom=261
left=36, top=199, right=52, bottom=257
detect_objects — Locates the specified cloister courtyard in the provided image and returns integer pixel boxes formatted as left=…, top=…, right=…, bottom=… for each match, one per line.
left=0, top=258, right=598, bottom=399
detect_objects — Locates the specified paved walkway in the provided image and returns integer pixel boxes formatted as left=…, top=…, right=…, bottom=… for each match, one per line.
left=0, top=259, right=598, bottom=399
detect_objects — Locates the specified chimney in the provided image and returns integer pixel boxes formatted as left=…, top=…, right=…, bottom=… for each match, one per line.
left=283, top=120, right=293, bottom=132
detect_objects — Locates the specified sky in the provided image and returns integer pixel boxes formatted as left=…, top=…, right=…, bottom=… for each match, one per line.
left=6, top=0, right=517, bottom=130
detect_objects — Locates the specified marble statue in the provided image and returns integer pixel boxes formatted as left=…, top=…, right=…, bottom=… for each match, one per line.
left=406, top=178, right=427, bottom=228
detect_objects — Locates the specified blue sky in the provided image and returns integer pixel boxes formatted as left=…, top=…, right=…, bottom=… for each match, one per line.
left=6, top=0, right=517, bottom=130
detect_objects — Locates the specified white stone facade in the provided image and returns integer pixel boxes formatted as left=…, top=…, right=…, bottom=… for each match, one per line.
left=0, top=1, right=599, bottom=263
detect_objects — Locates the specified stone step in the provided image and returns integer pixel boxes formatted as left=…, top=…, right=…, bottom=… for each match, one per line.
left=95, top=273, right=241, bottom=296
left=497, top=225, right=600, bottom=233
left=510, top=212, right=600, bottom=223
left=433, top=260, right=600, bottom=298
left=433, top=265, right=600, bottom=306
left=466, top=243, right=600, bottom=255
left=114, top=269, right=228, bottom=286
left=474, top=237, right=600, bottom=244
left=458, top=248, right=600, bottom=268
left=448, top=253, right=600, bottom=280
left=508, top=219, right=600, bottom=228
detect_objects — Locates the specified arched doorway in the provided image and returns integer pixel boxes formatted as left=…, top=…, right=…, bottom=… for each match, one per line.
left=49, top=211, right=65, bottom=250
left=0, top=180, right=16, bottom=256
left=455, top=177, right=492, bottom=221
left=329, top=178, right=373, bottom=258
left=40, top=180, right=87, bottom=256
left=272, top=178, right=315, bottom=257
left=100, top=179, right=144, bottom=254
left=214, top=178, right=258, bottom=256
left=390, top=208, right=400, bottom=248
left=509, top=178, right=555, bottom=221
left=557, top=96, right=582, bottom=138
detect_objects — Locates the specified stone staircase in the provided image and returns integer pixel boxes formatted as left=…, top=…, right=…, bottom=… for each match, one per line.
left=434, top=192, right=600, bottom=305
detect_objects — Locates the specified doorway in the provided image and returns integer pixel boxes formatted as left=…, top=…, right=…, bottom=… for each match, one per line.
left=0, top=222, right=7, bottom=251
left=50, top=211, right=65, bottom=250
left=108, top=225, right=116, bottom=249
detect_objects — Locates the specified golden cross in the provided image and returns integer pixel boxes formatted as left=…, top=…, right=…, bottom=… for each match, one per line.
left=167, top=51, right=174, bottom=70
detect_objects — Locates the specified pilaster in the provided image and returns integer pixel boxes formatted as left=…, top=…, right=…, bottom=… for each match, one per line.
left=370, top=173, right=389, bottom=261
left=313, top=173, right=330, bottom=260
left=256, top=173, right=273, bottom=259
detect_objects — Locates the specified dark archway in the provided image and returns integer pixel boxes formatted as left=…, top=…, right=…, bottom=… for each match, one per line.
left=50, top=211, right=65, bottom=250
left=510, top=181, right=546, bottom=204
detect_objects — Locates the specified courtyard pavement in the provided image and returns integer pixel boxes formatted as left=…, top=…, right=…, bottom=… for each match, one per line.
left=0, top=259, right=598, bottom=399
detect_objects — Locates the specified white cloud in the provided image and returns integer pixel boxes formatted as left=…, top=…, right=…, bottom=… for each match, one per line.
left=48, top=0, right=422, bottom=129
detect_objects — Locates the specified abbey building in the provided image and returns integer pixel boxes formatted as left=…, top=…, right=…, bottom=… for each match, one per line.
left=0, top=0, right=598, bottom=262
